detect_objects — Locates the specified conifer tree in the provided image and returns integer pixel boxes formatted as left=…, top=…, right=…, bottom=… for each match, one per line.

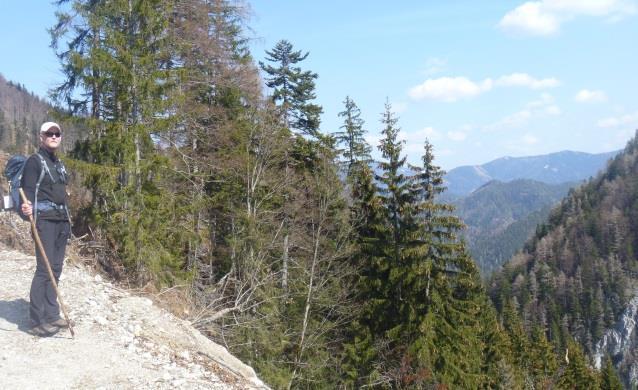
left=51, top=0, right=190, bottom=283
left=600, top=355, right=623, bottom=390
left=259, top=40, right=323, bottom=137
left=557, top=339, right=599, bottom=389
left=335, top=96, right=371, bottom=175
left=528, top=325, right=558, bottom=385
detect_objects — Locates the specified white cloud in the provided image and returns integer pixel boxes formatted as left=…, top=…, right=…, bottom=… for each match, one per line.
left=495, top=73, right=560, bottom=89
left=485, top=94, right=560, bottom=131
left=447, top=131, right=467, bottom=141
left=499, top=2, right=559, bottom=36
left=399, top=126, right=442, bottom=142
left=396, top=127, right=442, bottom=156
left=522, top=133, right=539, bottom=145
left=408, top=77, right=487, bottom=102
left=490, top=110, right=533, bottom=130
left=597, top=111, right=638, bottom=128
left=546, top=0, right=637, bottom=17
left=422, top=126, right=442, bottom=140
left=409, top=73, right=559, bottom=102
left=499, top=0, right=637, bottom=36
left=575, top=89, right=608, bottom=103
left=545, top=105, right=562, bottom=115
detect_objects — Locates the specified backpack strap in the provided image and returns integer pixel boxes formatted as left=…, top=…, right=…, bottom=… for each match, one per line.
left=33, top=154, right=50, bottom=225
left=35, top=153, right=55, bottom=183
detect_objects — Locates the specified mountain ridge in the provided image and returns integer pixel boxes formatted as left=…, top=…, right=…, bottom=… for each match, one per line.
left=445, top=149, right=619, bottom=196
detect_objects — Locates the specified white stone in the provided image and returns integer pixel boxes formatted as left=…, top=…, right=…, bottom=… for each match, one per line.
left=94, top=316, right=108, bottom=326
left=179, top=350, right=191, bottom=361
left=94, top=275, right=103, bottom=282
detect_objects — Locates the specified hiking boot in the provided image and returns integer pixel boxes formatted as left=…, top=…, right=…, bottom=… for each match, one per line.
left=47, top=318, right=74, bottom=329
left=27, top=324, right=58, bottom=337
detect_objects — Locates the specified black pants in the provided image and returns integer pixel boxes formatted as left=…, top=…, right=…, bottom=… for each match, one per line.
left=30, top=219, right=70, bottom=326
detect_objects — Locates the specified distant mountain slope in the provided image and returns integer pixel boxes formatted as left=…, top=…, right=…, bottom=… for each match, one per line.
left=453, top=179, right=574, bottom=275
left=489, top=131, right=638, bottom=387
left=445, top=150, right=619, bottom=196
left=0, top=73, right=81, bottom=153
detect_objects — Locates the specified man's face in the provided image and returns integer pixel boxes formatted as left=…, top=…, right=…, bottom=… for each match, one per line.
left=40, top=127, right=62, bottom=151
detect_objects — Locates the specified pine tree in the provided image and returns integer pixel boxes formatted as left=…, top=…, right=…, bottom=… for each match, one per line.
left=51, top=0, right=191, bottom=284
left=528, top=325, right=558, bottom=386
left=600, top=355, right=623, bottom=390
left=557, top=339, right=599, bottom=389
left=335, top=96, right=371, bottom=176
left=259, top=40, right=323, bottom=137
left=341, top=162, right=387, bottom=386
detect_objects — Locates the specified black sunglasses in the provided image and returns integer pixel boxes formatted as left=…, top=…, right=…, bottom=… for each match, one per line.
left=43, top=131, right=62, bottom=138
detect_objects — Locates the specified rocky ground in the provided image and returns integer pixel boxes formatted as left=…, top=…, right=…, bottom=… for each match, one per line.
left=0, top=213, right=268, bottom=389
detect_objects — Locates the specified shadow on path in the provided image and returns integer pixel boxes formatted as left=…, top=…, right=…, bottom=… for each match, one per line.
left=0, top=298, right=30, bottom=332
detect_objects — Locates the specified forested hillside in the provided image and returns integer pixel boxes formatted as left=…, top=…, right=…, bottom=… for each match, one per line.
left=490, top=132, right=638, bottom=387
left=0, top=75, right=51, bottom=153
left=0, top=74, right=82, bottom=153
left=455, top=179, right=574, bottom=275
left=2, top=1, right=631, bottom=388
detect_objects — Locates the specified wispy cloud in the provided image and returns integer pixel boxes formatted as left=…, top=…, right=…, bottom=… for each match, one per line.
left=398, top=127, right=443, bottom=156
left=499, top=0, right=637, bottom=36
left=408, top=73, right=559, bottom=102
left=575, top=89, right=608, bottom=103
left=399, top=127, right=442, bottom=143
left=485, top=93, right=560, bottom=131
left=422, top=57, right=447, bottom=76
left=522, top=133, right=539, bottom=145
left=447, top=131, right=467, bottom=141
left=494, top=73, right=560, bottom=89
left=408, top=77, right=488, bottom=102
left=598, top=110, right=638, bottom=128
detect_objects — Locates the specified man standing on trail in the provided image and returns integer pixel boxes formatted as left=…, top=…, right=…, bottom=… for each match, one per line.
left=21, top=121, right=71, bottom=337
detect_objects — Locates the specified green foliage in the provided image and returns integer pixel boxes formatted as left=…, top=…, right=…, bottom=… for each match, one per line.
left=600, top=355, right=623, bottom=390
left=454, top=179, right=574, bottom=275
left=335, top=96, right=371, bottom=175
left=259, top=40, right=323, bottom=137
left=45, top=1, right=638, bottom=388
left=51, top=0, right=190, bottom=285
left=557, top=339, right=599, bottom=389
left=489, top=132, right=638, bottom=387
left=341, top=104, right=507, bottom=388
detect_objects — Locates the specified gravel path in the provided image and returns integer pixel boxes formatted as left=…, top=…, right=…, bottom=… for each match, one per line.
left=0, top=247, right=268, bottom=389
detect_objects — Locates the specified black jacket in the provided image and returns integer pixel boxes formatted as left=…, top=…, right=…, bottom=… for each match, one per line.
left=21, top=147, right=69, bottom=221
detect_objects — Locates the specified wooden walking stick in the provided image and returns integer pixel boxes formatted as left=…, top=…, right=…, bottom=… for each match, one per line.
left=19, top=189, right=75, bottom=338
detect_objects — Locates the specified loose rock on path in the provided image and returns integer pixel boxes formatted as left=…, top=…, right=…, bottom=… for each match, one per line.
left=0, top=247, right=268, bottom=389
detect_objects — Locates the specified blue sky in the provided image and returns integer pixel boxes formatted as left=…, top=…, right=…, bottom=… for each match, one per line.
left=2, top=1, right=637, bottom=170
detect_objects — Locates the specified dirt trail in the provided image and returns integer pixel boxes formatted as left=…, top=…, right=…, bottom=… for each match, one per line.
left=0, top=246, right=268, bottom=389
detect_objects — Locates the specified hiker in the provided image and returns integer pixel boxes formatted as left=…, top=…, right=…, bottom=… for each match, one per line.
left=21, top=121, right=71, bottom=337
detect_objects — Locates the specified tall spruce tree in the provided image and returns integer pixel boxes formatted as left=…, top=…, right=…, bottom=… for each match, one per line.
left=51, top=0, right=191, bottom=283
left=259, top=40, right=322, bottom=137
left=335, top=96, right=371, bottom=175
left=600, top=355, right=623, bottom=390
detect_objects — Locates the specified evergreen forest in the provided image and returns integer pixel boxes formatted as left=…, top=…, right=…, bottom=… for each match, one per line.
left=2, top=1, right=636, bottom=388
